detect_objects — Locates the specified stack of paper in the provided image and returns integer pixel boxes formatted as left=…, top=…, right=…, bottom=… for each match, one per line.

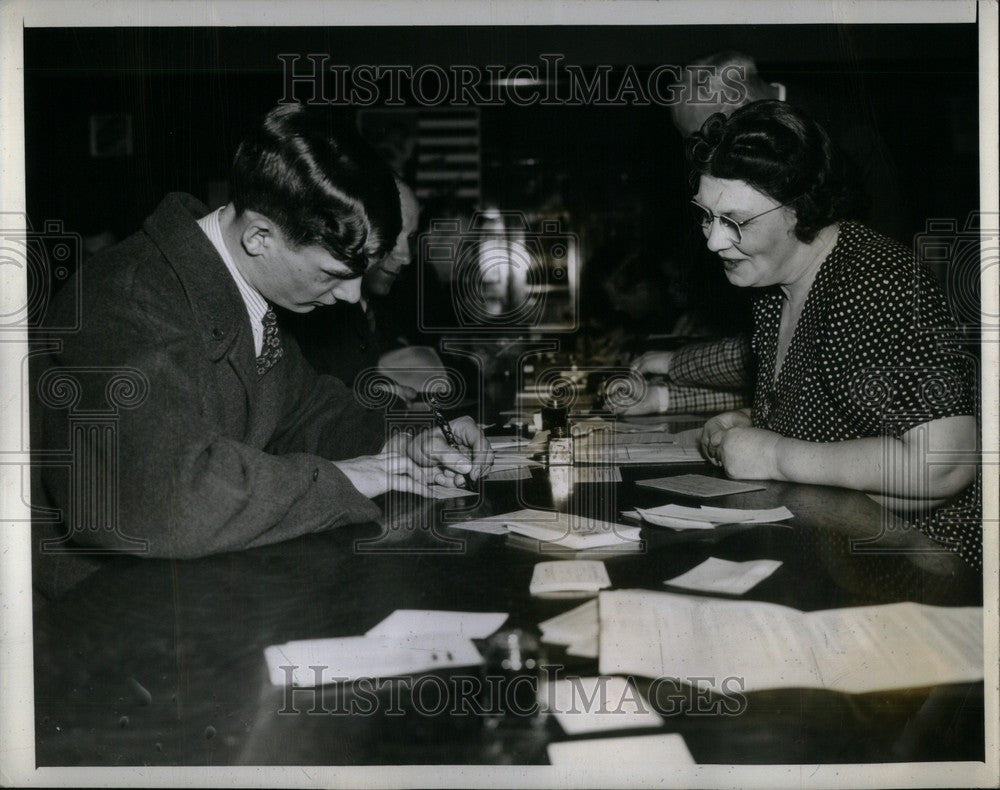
left=538, top=599, right=600, bottom=658
left=453, top=508, right=641, bottom=550
left=263, top=609, right=508, bottom=687
left=487, top=438, right=545, bottom=479
left=599, top=590, right=984, bottom=694
left=529, top=560, right=611, bottom=597
left=624, top=504, right=794, bottom=530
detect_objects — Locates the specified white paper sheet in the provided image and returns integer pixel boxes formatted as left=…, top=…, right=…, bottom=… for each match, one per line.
left=365, top=609, right=508, bottom=639
left=547, top=733, right=695, bottom=767
left=636, top=503, right=794, bottom=529
left=573, top=466, right=623, bottom=483
left=530, top=560, right=611, bottom=595
left=485, top=466, right=532, bottom=481
left=540, top=599, right=600, bottom=655
left=541, top=676, right=664, bottom=734
left=686, top=505, right=793, bottom=523
left=575, top=445, right=702, bottom=465
left=635, top=508, right=716, bottom=530
left=426, top=484, right=477, bottom=499
left=598, top=590, right=984, bottom=694
left=636, top=474, right=767, bottom=497
left=539, top=599, right=599, bottom=646
left=502, top=509, right=642, bottom=549
left=264, top=634, right=483, bottom=687
left=565, top=637, right=599, bottom=659
left=664, top=558, right=783, bottom=595
left=447, top=515, right=511, bottom=535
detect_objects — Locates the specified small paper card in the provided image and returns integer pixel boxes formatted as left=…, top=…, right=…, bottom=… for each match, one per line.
left=530, top=560, right=611, bottom=596
left=503, top=510, right=641, bottom=549
left=547, top=733, right=695, bottom=767
left=573, top=466, right=623, bottom=483
left=690, top=505, right=793, bottom=523
left=566, top=637, right=599, bottom=658
left=448, top=515, right=512, bottom=535
left=664, top=557, right=783, bottom=595
left=636, top=473, right=767, bottom=498
left=485, top=466, right=532, bottom=481
left=365, top=609, right=508, bottom=639
left=264, top=634, right=483, bottom=687
left=634, top=508, right=716, bottom=530
left=636, top=503, right=793, bottom=529
left=426, top=484, right=477, bottom=499
left=541, top=676, right=663, bottom=735
left=539, top=599, right=599, bottom=646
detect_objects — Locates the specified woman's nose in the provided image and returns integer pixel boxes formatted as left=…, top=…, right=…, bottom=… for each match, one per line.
left=704, top=218, right=733, bottom=253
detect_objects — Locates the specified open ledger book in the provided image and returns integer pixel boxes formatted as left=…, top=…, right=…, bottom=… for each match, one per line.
left=598, top=590, right=983, bottom=694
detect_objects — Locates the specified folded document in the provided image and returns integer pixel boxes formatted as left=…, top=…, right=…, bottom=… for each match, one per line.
left=454, top=508, right=641, bottom=549
left=599, top=589, right=983, bottom=694
left=265, top=608, right=508, bottom=687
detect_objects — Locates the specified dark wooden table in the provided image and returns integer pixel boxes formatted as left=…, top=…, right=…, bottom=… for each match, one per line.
left=33, top=459, right=984, bottom=767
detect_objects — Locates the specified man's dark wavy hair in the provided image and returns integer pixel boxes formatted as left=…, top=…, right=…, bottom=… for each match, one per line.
left=231, top=103, right=401, bottom=275
left=685, top=100, right=859, bottom=242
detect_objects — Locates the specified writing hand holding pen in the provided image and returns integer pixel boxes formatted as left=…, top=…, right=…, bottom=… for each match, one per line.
left=405, top=401, right=494, bottom=489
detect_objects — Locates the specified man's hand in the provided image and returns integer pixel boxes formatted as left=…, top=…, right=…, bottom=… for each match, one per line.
left=631, top=350, right=675, bottom=377
left=331, top=453, right=436, bottom=498
left=699, top=408, right=753, bottom=465
left=403, top=415, right=495, bottom=488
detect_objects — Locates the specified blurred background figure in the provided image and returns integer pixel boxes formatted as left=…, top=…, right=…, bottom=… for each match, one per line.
left=284, top=179, right=467, bottom=408
left=671, top=49, right=907, bottom=242
left=670, top=50, right=782, bottom=138
left=283, top=179, right=421, bottom=398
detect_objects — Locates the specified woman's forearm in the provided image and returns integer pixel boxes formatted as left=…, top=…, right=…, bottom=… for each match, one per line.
left=772, top=415, right=977, bottom=500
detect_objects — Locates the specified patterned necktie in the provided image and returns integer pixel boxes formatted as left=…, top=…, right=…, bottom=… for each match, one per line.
left=256, top=307, right=283, bottom=376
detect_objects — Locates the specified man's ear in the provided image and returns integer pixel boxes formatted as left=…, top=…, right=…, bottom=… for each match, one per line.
left=239, top=211, right=274, bottom=257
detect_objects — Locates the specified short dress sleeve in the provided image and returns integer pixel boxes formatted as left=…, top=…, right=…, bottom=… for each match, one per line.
left=753, top=223, right=974, bottom=444
left=817, top=230, right=974, bottom=439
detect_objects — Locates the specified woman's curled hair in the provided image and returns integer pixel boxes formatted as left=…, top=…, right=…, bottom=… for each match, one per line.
left=686, top=100, right=859, bottom=242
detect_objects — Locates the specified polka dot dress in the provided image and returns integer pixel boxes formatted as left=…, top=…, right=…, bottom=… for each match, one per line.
left=751, top=222, right=981, bottom=570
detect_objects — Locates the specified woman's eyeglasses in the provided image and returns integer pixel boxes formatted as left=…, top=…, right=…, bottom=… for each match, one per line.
left=690, top=199, right=790, bottom=245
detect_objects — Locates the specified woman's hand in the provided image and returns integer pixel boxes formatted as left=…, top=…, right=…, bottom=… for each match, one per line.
left=631, top=350, right=675, bottom=377
left=700, top=408, right=753, bottom=464
left=606, top=382, right=669, bottom=416
left=714, top=426, right=783, bottom=480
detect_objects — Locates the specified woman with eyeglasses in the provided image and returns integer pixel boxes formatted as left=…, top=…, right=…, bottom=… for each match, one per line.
left=684, top=100, right=980, bottom=569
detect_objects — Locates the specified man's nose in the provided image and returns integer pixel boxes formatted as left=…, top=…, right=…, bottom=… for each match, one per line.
left=334, top=277, right=363, bottom=304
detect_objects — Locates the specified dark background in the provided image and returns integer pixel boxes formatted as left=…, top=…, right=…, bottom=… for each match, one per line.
left=23, top=24, right=981, bottom=335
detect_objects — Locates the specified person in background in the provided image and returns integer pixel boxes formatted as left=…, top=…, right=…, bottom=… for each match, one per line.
left=684, top=101, right=979, bottom=568
left=284, top=178, right=422, bottom=399
left=671, top=49, right=907, bottom=242
left=36, top=104, right=492, bottom=561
